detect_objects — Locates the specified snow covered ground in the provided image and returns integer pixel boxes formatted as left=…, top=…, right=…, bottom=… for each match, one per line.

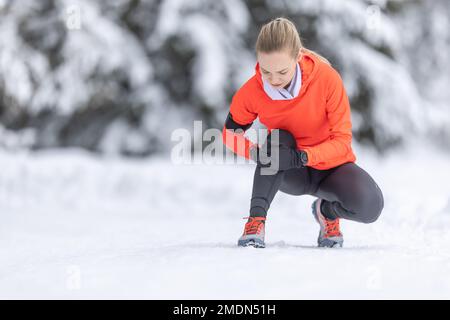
left=0, top=143, right=449, bottom=299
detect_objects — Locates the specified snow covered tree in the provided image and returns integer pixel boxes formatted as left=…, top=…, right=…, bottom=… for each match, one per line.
left=0, top=0, right=448, bottom=155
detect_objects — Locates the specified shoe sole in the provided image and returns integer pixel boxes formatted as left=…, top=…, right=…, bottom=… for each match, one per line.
left=318, top=237, right=343, bottom=248
left=238, top=238, right=265, bottom=248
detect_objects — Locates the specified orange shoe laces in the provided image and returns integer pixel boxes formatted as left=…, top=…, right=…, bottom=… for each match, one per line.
left=323, top=217, right=341, bottom=238
left=243, top=217, right=266, bottom=235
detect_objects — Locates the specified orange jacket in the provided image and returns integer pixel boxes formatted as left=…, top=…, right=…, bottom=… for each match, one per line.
left=222, top=51, right=356, bottom=170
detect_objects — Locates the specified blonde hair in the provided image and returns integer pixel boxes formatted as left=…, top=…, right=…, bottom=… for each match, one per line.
left=255, top=17, right=331, bottom=65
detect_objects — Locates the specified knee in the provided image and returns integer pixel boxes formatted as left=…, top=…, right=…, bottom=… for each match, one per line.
left=361, top=187, right=384, bottom=224
left=344, top=183, right=384, bottom=224
left=360, top=206, right=382, bottom=224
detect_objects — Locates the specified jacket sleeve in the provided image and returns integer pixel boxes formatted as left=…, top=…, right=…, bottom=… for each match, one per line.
left=302, top=68, right=353, bottom=166
left=222, top=88, right=258, bottom=160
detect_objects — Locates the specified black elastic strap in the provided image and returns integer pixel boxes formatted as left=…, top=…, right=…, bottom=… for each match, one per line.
left=224, top=112, right=252, bottom=131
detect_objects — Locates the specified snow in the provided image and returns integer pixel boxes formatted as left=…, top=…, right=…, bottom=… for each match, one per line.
left=152, top=0, right=250, bottom=108
left=1, top=144, right=449, bottom=299
left=0, top=1, right=449, bottom=299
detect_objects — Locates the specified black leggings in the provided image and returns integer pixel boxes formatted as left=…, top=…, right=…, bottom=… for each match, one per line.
left=250, top=130, right=384, bottom=223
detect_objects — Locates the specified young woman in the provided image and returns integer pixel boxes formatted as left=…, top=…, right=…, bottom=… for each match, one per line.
left=222, top=17, right=384, bottom=248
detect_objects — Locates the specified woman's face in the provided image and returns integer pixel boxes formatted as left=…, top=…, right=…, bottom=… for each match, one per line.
left=257, top=49, right=302, bottom=89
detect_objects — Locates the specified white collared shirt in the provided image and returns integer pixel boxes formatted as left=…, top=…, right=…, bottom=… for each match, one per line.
left=262, top=62, right=302, bottom=100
